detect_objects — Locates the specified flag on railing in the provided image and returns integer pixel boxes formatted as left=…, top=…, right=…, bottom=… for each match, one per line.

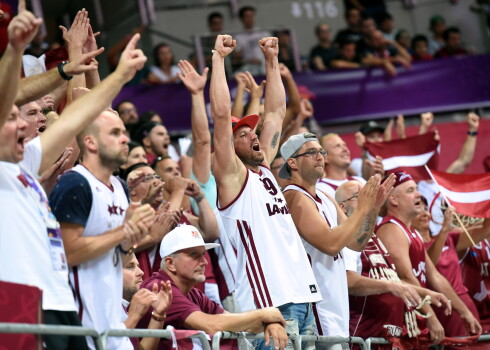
left=426, top=168, right=490, bottom=218
left=365, top=132, right=440, bottom=181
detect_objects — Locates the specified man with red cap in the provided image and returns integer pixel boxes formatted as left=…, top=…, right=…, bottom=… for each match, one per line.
left=376, top=172, right=482, bottom=345
left=209, top=34, right=321, bottom=349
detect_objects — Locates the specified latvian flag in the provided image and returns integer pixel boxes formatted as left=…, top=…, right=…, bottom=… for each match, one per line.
left=426, top=168, right=490, bottom=218
left=364, top=132, right=440, bottom=181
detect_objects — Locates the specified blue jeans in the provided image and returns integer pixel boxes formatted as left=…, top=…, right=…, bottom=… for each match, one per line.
left=255, top=303, right=316, bottom=350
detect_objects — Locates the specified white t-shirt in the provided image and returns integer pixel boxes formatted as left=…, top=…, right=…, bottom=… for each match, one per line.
left=343, top=248, right=362, bottom=274
left=316, top=175, right=366, bottom=198
left=150, top=65, right=180, bottom=83
left=0, top=137, right=76, bottom=311
left=218, top=166, right=321, bottom=311
left=283, top=184, right=350, bottom=337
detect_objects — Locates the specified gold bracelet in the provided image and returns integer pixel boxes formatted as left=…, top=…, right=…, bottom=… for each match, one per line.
left=151, top=311, right=166, bottom=322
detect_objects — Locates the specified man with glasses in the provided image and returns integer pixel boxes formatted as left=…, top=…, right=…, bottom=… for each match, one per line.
left=280, top=133, right=394, bottom=349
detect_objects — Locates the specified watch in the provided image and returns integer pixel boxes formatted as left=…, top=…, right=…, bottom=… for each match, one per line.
left=57, top=61, right=73, bottom=81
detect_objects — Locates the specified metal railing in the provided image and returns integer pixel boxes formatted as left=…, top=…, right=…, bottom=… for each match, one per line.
left=1, top=322, right=489, bottom=350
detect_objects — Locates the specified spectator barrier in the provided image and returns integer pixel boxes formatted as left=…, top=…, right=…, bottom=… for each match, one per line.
left=1, top=322, right=489, bottom=349
left=115, top=55, right=490, bottom=133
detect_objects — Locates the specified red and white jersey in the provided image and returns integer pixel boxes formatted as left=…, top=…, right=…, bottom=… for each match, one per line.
left=283, top=184, right=349, bottom=337
left=316, top=176, right=366, bottom=198
left=460, top=239, right=490, bottom=321
left=70, top=165, right=132, bottom=350
left=218, top=166, right=321, bottom=311
left=213, top=209, right=238, bottom=299
left=376, top=216, right=427, bottom=288
left=349, top=235, right=406, bottom=340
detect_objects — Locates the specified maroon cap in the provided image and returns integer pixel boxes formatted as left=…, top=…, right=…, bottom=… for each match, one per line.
left=231, top=114, right=259, bottom=133
left=388, top=171, right=414, bottom=188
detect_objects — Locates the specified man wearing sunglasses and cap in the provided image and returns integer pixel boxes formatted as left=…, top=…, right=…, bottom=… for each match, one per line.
left=209, top=34, right=320, bottom=349
left=280, top=132, right=394, bottom=349
left=141, top=225, right=288, bottom=349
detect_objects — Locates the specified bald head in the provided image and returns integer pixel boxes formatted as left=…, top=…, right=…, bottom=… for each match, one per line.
left=76, top=109, right=120, bottom=156
left=336, top=180, right=362, bottom=217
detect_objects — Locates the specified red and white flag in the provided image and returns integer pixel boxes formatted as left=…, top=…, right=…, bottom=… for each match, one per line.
left=365, top=132, right=440, bottom=181
left=426, top=168, right=490, bottom=218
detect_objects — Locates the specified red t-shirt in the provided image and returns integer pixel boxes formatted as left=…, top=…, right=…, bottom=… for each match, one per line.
left=349, top=235, right=406, bottom=342
left=425, top=232, right=480, bottom=336
left=461, top=239, right=490, bottom=323
left=141, top=270, right=224, bottom=330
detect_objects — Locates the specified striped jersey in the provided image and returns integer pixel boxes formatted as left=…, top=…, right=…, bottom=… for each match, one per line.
left=218, top=166, right=321, bottom=311
left=283, top=184, right=349, bottom=337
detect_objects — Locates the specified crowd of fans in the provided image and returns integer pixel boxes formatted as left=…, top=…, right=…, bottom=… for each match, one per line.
left=1, top=2, right=489, bottom=350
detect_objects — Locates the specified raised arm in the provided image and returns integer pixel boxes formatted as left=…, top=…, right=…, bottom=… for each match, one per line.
left=446, top=112, right=479, bottom=174
left=456, top=218, right=490, bottom=257
left=210, top=35, right=247, bottom=205
left=178, top=60, right=211, bottom=184
left=426, top=207, right=455, bottom=264
left=280, top=63, right=302, bottom=129
left=258, top=37, right=286, bottom=165
left=285, top=175, right=386, bottom=255
left=59, top=9, right=89, bottom=103
left=38, top=34, right=146, bottom=173
left=0, top=1, right=42, bottom=129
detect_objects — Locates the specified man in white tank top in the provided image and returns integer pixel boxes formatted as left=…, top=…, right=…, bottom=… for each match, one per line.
left=316, top=133, right=366, bottom=198
left=51, top=109, right=156, bottom=350
left=209, top=34, right=320, bottom=349
left=280, top=133, right=395, bottom=350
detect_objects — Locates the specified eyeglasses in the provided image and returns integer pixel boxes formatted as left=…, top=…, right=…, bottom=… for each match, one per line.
left=292, top=149, right=327, bottom=158
left=144, top=174, right=161, bottom=181
left=340, top=193, right=359, bottom=203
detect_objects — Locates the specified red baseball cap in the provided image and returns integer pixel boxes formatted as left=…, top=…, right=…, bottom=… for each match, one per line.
left=231, top=114, right=259, bottom=133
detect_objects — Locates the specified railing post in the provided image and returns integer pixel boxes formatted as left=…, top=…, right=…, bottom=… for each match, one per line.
left=190, top=332, right=211, bottom=350
left=292, top=334, right=302, bottom=350
left=97, top=331, right=109, bottom=350
left=211, top=331, right=223, bottom=350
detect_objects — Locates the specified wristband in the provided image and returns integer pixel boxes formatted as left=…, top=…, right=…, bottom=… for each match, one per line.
left=57, top=61, right=73, bottom=81
left=151, top=311, right=166, bottom=322
left=467, top=130, right=478, bottom=136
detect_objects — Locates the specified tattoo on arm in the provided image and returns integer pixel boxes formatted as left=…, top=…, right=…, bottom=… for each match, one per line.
left=271, top=132, right=280, bottom=149
left=357, top=233, right=368, bottom=245
left=355, top=212, right=377, bottom=248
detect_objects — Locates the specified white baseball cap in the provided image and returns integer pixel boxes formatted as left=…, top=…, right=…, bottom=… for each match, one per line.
left=279, top=132, right=321, bottom=179
left=159, top=225, right=220, bottom=258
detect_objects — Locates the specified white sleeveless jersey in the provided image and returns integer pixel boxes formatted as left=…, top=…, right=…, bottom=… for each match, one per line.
left=283, top=184, right=349, bottom=337
left=214, top=208, right=239, bottom=297
left=316, top=176, right=366, bottom=198
left=218, top=166, right=321, bottom=311
left=70, top=165, right=132, bottom=350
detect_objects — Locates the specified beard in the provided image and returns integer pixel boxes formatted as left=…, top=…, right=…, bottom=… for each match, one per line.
left=99, top=148, right=128, bottom=170
left=238, top=150, right=264, bottom=168
left=123, top=285, right=139, bottom=302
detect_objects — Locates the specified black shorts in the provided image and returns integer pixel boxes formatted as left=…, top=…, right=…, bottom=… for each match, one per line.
left=43, top=310, right=89, bottom=350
